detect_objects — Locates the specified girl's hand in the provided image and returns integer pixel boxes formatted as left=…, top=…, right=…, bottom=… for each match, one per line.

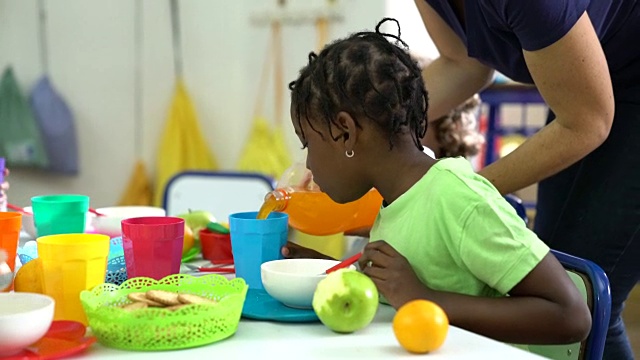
left=358, top=240, right=429, bottom=308
left=281, top=241, right=333, bottom=260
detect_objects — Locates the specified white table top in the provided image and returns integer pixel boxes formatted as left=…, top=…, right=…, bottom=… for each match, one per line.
left=79, top=305, right=545, bottom=359
left=17, top=233, right=545, bottom=359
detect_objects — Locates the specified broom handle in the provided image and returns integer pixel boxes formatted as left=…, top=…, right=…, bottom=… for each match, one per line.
left=170, top=0, right=184, bottom=79
left=316, top=16, right=329, bottom=53
left=316, top=0, right=336, bottom=52
left=252, top=29, right=276, bottom=119
left=273, top=19, right=284, bottom=126
left=36, top=0, right=49, bottom=74
left=134, top=0, right=144, bottom=158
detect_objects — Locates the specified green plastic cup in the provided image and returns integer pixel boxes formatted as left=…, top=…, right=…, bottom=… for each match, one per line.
left=31, top=195, right=89, bottom=236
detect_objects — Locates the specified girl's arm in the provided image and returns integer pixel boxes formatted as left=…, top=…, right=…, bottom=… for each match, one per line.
left=419, top=253, right=591, bottom=344
left=360, top=241, right=591, bottom=345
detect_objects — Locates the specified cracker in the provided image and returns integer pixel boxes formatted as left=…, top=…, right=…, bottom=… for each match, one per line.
left=177, top=293, right=218, bottom=305
left=127, top=292, right=164, bottom=307
left=121, top=301, right=148, bottom=311
left=146, top=290, right=181, bottom=306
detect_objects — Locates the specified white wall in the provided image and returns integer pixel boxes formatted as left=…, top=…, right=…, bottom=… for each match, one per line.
left=0, top=0, right=435, bottom=208
left=385, top=0, right=438, bottom=59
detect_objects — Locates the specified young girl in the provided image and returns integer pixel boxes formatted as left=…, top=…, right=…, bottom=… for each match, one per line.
left=284, top=18, right=591, bottom=345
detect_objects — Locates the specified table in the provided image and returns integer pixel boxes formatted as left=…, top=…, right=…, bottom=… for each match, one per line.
left=81, top=305, right=545, bottom=359
left=16, top=234, right=545, bottom=359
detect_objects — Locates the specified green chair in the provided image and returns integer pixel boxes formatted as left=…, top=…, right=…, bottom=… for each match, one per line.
left=505, top=195, right=612, bottom=360
left=528, top=249, right=611, bottom=360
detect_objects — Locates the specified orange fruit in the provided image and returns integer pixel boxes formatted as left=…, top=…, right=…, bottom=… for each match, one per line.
left=14, top=258, right=44, bottom=294
left=182, top=224, right=195, bottom=256
left=393, top=300, right=449, bottom=354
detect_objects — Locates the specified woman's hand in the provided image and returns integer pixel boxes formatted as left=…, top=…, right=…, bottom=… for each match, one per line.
left=344, top=226, right=371, bottom=238
left=281, top=241, right=333, bottom=260
left=358, top=240, right=430, bottom=309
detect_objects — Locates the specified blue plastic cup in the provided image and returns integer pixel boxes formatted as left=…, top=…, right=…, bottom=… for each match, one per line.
left=229, top=211, right=288, bottom=289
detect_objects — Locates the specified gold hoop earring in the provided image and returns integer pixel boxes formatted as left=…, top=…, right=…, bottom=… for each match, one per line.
left=345, top=150, right=354, bottom=158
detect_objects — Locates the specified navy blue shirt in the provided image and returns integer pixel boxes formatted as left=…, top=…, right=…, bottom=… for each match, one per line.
left=426, top=0, right=640, bottom=89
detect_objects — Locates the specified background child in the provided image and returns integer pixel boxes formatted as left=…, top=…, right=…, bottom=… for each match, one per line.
left=284, top=18, right=591, bottom=346
left=413, top=56, right=484, bottom=159
left=0, top=167, right=8, bottom=212
left=431, top=94, right=483, bottom=158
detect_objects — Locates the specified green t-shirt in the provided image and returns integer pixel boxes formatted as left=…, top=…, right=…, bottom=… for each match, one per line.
left=370, top=157, right=549, bottom=297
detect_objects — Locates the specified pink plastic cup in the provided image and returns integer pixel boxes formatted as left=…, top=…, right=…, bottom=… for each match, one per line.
left=121, top=216, right=184, bottom=280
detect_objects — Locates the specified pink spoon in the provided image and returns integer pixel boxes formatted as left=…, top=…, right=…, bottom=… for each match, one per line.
left=7, top=203, right=32, bottom=216
left=324, top=253, right=362, bottom=274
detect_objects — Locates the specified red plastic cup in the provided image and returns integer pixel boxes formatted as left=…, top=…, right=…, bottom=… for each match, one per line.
left=121, top=216, right=184, bottom=280
left=199, top=228, right=233, bottom=264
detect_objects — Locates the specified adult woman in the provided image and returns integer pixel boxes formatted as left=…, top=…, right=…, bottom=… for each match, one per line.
left=416, top=1, right=640, bottom=358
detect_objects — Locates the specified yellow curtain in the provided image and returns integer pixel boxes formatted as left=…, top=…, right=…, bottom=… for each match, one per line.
left=153, top=80, right=218, bottom=206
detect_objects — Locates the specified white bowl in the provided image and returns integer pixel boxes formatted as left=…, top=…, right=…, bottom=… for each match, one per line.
left=261, top=258, right=356, bottom=309
left=0, top=292, right=55, bottom=356
left=91, top=206, right=166, bottom=238
left=21, top=206, right=93, bottom=239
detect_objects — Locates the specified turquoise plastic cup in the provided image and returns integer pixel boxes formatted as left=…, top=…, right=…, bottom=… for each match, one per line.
left=229, top=211, right=288, bottom=289
left=31, top=195, right=89, bottom=236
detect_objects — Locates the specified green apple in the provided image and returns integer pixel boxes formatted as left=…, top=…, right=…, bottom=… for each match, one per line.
left=177, top=210, right=216, bottom=240
left=312, top=268, right=379, bottom=333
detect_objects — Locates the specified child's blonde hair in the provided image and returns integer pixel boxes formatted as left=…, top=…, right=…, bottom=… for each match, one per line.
left=414, top=55, right=485, bottom=159
left=432, top=95, right=484, bottom=158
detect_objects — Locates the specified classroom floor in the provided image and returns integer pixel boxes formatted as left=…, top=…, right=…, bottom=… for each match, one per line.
left=624, top=284, right=640, bottom=357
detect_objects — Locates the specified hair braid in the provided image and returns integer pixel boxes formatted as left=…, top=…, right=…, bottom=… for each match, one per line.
left=289, top=18, right=428, bottom=150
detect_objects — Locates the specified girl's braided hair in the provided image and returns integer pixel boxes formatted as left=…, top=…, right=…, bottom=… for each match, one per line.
left=289, top=18, right=428, bottom=150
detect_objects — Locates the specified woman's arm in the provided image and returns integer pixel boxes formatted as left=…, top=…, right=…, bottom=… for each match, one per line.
left=414, top=0, right=494, bottom=122
left=360, top=241, right=592, bottom=344
left=479, top=12, right=614, bottom=194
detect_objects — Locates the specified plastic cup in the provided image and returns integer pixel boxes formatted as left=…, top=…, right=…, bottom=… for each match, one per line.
left=37, top=233, right=110, bottom=324
left=0, top=212, right=21, bottom=292
left=199, top=228, right=233, bottom=264
left=31, top=195, right=89, bottom=236
left=121, top=217, right=184, bottom=280
left=229, top=211, right=288, bottom=289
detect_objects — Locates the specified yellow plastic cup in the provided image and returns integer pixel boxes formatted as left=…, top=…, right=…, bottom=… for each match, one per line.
left=37, top=233, right=110, bottom=325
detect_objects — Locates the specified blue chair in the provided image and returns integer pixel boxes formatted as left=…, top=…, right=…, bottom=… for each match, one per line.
left=504, top=193, right=529, bottom=226
left=162, top=171, right=275, bottom=220
left=505, top=194, right=612, bottom=360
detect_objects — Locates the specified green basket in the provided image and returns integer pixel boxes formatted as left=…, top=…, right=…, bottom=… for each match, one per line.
left=80, top=274, right=248, bottom=351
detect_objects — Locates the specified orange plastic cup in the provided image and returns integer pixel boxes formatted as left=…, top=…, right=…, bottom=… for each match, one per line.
left=0, top=212, right=22, bottom=292
left=37, top=233, right=110, bottom=324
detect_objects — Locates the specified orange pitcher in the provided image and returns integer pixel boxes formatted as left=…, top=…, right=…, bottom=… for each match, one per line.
left=258, top=162, right=382, bottom=236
